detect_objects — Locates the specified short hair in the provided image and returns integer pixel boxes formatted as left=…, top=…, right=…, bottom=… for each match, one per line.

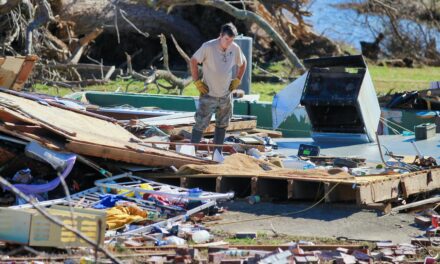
left=220, top=22, right=238, bottom=38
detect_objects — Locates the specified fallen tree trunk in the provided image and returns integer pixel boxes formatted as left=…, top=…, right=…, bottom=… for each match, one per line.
left=157, top=0, right=306, bottom=71
left=52, top=0, right=205, bottom=50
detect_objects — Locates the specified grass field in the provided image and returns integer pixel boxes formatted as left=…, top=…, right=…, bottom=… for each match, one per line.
left=33, top=64, right=440, bottom=102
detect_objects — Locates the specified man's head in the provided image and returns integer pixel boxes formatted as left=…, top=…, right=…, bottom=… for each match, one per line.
left=219, top=22, right=238, bottom=49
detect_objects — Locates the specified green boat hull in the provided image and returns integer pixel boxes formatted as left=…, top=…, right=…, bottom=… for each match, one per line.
left=82, top=92, right=428, bottom=138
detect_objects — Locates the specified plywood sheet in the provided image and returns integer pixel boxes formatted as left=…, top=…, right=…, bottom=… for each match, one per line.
left=0, top=91, right=212, bottom=166
left=0, top=57, right=24, bottom=88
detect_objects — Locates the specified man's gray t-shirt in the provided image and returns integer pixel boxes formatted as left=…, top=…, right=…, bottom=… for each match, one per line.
left=192, top=38, right=246, bottom=97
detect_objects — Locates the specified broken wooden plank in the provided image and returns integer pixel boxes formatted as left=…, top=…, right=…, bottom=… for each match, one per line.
left=3, top=122, right=43, bottom=134
left=0, top=88, right=117, bottom=123
left=173, top=119, right=256, bottom=135
left=391, top=196, right=440, bottom=213
left=66, top=140, right=212, bottom=168
left=0, top=107, right=39, bottom=125
left=0, top=91, right=213, bottom=167
left=11, top=55, right=38, bottom=91
left=38, top=62, right=115, bottom=72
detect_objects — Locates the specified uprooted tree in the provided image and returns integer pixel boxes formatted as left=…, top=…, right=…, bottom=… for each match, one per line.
left=0, top=0, right=341, bottom=92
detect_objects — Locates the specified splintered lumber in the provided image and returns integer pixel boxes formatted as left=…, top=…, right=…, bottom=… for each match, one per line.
left=173, top=119, right=256, bottom=135
left=132, top=112, right=257, bottom=135
left=391, top=196, right=440, bottom=213
left=0, top=91, right=213, bottom=167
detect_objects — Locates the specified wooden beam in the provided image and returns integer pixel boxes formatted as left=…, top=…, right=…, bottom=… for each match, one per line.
left=251, top=177, right=258, bottom=196
left=172, top=119, right=257, bottom=135
left=287, top=180, right=295, bottom=200
left=356, top=179, right=400, bottom=205
left=324, top=183, right=332, bottom=203
left=391, top=196, right=440, bottom=213
left=215, top=176, right=222, bottom=193
left=401, top=170, right=440, bottom=197
left=3, top=122, right=43, bottom=134
left=180, top=177, right=188, bottom=188
left=66, top=141, right=211, bottom=168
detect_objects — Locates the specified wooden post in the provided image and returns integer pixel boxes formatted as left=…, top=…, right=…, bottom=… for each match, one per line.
left=215, top=176, right=222, bottom=193
left=287, top=180, right=295, bottom=200
left=251, top=177, right=258, bottom=196
left=180, top=176, right=188, bottom=188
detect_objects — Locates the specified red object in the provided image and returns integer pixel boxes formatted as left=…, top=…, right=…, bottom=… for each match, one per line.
left=432, top=215, right=440, bottom=228
left=424, top=256, right=437, bottom=264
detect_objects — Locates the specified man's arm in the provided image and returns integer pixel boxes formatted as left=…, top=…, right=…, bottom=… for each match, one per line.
left=236, top=59, right=247, bottom=80
left=191, top=57, right=200, bottom=81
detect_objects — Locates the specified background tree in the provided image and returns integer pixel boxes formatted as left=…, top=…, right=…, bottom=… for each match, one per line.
left=341, top=0, right=440, bottom=65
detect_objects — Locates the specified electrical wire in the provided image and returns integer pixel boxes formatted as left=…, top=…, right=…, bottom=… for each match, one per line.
left=380, top=117, right=413, bottom=133
left=208, top=182, right=341, bottom=226
left=379, top=119, right=401, bottom=135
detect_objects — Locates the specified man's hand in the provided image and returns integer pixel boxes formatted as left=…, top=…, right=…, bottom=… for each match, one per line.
left=229, top=78, right=241, bottom=92
left=194, top=80, right=209, bottom=95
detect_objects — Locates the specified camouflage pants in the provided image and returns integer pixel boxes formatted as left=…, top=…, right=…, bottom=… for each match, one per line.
left=193, top=94, right=233, bottom=131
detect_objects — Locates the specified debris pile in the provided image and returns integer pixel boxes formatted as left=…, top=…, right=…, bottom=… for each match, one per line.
left=0, top=63, right=439, bottom=262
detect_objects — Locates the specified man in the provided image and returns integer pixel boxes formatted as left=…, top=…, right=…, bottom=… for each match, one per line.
left=190, top=22, right=247, bottom=154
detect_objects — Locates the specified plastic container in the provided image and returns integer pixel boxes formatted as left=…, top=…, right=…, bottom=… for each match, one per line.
left=166, top=236, right=186, bottom=245
left=246, top=195, right=260, bottom=205
left=283, top=158, right=315, bottom=170
left=188, top=188, right=203, bottom=198
left=415, top=123, right=436, bottom=140
left=192, top=230, right=211, bottom=244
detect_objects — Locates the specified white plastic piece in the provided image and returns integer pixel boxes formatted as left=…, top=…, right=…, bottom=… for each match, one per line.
left=192, top=230, right=211, bottom=244
left=213, top=149, right=225, bottom=163
left=176, top=145, right=196, bottom=156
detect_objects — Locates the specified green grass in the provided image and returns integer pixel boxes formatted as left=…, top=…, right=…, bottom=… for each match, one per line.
left=211, top=230, right=373, bottom=248
left=369, top=66, right=440, bottom=95
left=32, top=64, right=440, bottom=102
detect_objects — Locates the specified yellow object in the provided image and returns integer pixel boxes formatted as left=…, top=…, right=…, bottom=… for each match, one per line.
left=106, top=205, right=147, bottom=229
left=268, top=157, right=284, bottom=168
left=80, top=257, right=94, bottom=264
left=229, top=78, right=241, bottom=91
left=194, top=79, right=209, bottom=95
left=117, top=183, right=153, bottom=197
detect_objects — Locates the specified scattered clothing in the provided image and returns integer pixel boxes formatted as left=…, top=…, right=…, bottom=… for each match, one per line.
left=106, top=205, right=147, bottom=229
left=93, top=194, right=126, bottom=209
